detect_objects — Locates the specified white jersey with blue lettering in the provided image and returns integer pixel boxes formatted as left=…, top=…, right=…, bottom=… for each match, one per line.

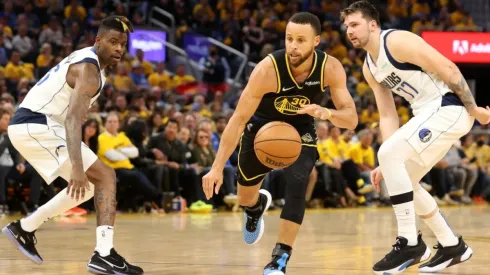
left=365, top=29, right=453, bottom=116
left=365, top=29, right=475, bottom=168
left=20, top=47, right=105, bottom=125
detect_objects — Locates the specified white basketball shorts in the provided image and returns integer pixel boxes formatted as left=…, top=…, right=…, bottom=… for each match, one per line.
left=8, top=109, right=97, bottom=184
left=393, top=105, right=474, bottom=168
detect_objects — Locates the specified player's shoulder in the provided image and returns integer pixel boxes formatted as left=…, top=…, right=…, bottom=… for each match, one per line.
left=384, top=29, right=421, bottom=48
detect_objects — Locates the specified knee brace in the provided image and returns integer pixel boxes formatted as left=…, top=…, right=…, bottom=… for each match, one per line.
left=280, top=147, right=316, bottom=225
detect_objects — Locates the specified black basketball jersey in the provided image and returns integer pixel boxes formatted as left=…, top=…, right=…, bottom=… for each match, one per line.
left=254, top=49, right=328, bottom=126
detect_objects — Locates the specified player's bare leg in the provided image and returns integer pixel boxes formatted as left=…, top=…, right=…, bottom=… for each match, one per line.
left=238, top=181, right=273, bottom=245
left=85, top=160, right=143, bottom=275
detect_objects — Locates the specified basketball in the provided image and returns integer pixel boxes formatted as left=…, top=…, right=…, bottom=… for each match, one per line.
left=254, top=121, right=302, bottom=169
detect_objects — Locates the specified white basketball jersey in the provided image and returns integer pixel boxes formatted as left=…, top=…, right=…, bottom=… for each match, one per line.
left=366, top=30, right=452, bottom=115
left=20, top=47, right=105, bottom=125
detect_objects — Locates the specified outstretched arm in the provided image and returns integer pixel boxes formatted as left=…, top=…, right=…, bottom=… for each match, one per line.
left=386, top=30, right=490, bottom=124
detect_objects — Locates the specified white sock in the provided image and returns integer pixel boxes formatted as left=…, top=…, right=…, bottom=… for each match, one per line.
left=393, top=200, right=418, bottom=246
left=96, top=226, right=114, bottom=257
left=423, top=211, right=458, bottom=247
left=21, top=185, right=94, bottom=232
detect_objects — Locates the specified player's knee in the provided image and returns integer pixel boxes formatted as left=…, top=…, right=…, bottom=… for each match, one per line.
left=280, top=194, right=306, bottom=224
left=377, top=141, right=396, bottom=165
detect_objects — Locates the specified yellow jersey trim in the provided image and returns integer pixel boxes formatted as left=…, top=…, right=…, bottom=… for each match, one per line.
left=285, top=51, right=318, bottom=90
left=320, top=52, right=328, bottom=92
left=268, top=54, right=281, bottom=93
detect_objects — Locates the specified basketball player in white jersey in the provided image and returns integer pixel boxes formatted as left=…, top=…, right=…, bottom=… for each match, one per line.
left=342, top=1, right=490, bottom=274
left=2, top=16, right=143, bottom=275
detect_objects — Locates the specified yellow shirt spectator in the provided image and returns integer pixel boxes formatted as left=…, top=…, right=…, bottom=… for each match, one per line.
left=98, top=132, right=134, bottom=170
left=411, top=2, right=430, bottom=15
left=360, top=108, right=380, bottom=124
left=4, top=62, right=34, bottom=81
left=193, top=3, right=216, bottom=22
left=113, top=74, right=133, bottom=92
left=472, top=143, right=490, bottom=169
left=172, top=74, right=196, bottom=88
left=64, top=4, right=87, bottom=21
left=357, top=80, right=371, bottom=97
left=148, top=71, right=172, bottom=88
left=36, top=53, right=53, bottom=67
left=349, top=142, right=375, bottom=168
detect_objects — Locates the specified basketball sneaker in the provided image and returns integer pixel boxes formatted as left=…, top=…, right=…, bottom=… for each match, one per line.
left=243, top=189, right=272, bottom=245
left=373, top=232, right=431, bottom=274
left=87, top=248, right=144, bottom=275
left=263, top=244, right=291, bottom=275
left=2, top=220, right=43, bottom=264
left=419, top=236, right=473, bottom=273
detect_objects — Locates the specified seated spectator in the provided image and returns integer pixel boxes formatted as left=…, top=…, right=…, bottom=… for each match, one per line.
left=82, top=118, right=100, bottom=154
left=12, top=24, right=34, bottom=62
left=148, top=112, right=165, bottom=137
left=360, top=104, right=380, bottom=125
left=148, top=119, right=212, bottom=212
left=125, top=119, right=169, bottom=195
left=316, top=121, right=358, bottom=207
left=113, top=63, right=133, bottom=93
left=349, top=129, right=375, bottom=182
left=38, top=16, right=63, bottom=48
left=36, top=43, right=54, bottom=69
left=130, top=61, right=150, bottom=88
left=135, top=49, right=153, bottom=76
left=172, top=64, right=196, bottom=89
left=192, top=128, right=236, bottom=207
left=148, top=62, right=171, bottom=88
left=5, top=51, right=33, bottom=83
left=64, top=0, right=87, bottom=22
left=98, top=112, right=163, bottom=212
left=443, top=145, right=477, bottom=204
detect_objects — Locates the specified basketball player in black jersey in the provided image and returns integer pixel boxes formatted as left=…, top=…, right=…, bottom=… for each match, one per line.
left=202, top=13, right=357, bottom=274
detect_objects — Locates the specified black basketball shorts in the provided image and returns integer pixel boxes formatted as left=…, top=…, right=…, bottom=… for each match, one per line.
left=237, top=116, right=318, bottom=186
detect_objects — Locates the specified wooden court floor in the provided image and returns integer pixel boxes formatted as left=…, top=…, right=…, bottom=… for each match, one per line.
left=1, top=206, right=489, bottom=275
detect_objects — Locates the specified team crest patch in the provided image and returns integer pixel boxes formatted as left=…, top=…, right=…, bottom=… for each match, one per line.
left=301, top=133, right=314, bottom=143
left=419, top=129, right=432, bottom=143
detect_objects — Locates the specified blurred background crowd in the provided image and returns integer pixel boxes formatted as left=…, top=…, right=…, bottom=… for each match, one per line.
left=0, top=0, right=488, bottom=217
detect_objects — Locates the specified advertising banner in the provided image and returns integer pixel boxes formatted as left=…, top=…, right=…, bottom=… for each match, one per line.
left=422, top=32, right=490, bottom=64
left=129, top=29, right=167, bottom=62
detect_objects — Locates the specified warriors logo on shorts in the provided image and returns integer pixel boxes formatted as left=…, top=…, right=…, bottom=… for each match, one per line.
left=419, top=128, right=432, bottom=143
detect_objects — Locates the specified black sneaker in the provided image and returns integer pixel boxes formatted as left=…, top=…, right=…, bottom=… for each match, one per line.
left=373, top=232, right=431, bottom=274
left=243, top=189, right=272, bottom=245
left=2, top=220, right=43, bottom=264
left=263, top=244, right=291, bottom=275
left=87, top=248, right=144, bottom=275
left=419, top=236, right=473, bottom=273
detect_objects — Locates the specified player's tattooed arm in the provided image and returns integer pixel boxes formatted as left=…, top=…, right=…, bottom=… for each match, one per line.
left=446, top=75, right=476, bottom=111
left=65, top=63, right=100, bottom=170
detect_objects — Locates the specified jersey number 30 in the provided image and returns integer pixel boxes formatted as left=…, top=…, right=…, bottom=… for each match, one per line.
left=396, top=81, right=419, bottom=98
left=36, top=63, right=61, bottom=86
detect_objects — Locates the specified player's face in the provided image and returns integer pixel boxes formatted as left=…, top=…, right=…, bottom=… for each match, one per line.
left=344, top=12, right=374, bottom=49
left=96, top=29, right=128, bottom=66
left=285, top=22, right=320, bottom=68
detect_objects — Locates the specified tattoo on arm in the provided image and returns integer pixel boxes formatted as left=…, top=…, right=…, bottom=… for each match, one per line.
left=447, top=74, right=476, bottom=111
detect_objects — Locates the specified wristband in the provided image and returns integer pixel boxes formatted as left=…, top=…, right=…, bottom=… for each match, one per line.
left=323, top=108, right=332, bottom=120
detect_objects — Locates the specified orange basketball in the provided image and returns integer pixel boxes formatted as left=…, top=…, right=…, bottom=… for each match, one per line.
left=254, top=121, right=302, bottom=169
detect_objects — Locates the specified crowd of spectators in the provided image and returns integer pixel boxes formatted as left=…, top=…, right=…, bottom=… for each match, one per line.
left=0, top=1, right=488, bottom=217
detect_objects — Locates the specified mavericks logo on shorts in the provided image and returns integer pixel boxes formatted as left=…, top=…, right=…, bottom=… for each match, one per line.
left=419, top=128, right=432, bottom=143
left=274, top=95, right=311, bottom=115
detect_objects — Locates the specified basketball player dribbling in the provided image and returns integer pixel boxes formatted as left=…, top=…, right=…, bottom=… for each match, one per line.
left=202, top=12, right=358, bottom=275
left=342, top=1, right=490, bottom=274
left=2, top=16, right=143, bottom=275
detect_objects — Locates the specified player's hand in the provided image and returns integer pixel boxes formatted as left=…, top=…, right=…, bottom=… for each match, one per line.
left=371, top=167, right=383, bottom=192
left=67, top=166, right=90, bottom=201
left=297, top=104, right=331, bottom=120
left=202, top=168, right=223, bottom=199
left=469, top=106, right=490, bottom=125
left=16, top=163, right=26, bottom=174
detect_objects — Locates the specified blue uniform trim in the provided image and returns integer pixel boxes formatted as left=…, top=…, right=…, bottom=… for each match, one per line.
left=10, top=108, right=47, bottom=125
left=384, top=30, right=422, bottom=72
left=441, top=93, right=464, bottom=107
